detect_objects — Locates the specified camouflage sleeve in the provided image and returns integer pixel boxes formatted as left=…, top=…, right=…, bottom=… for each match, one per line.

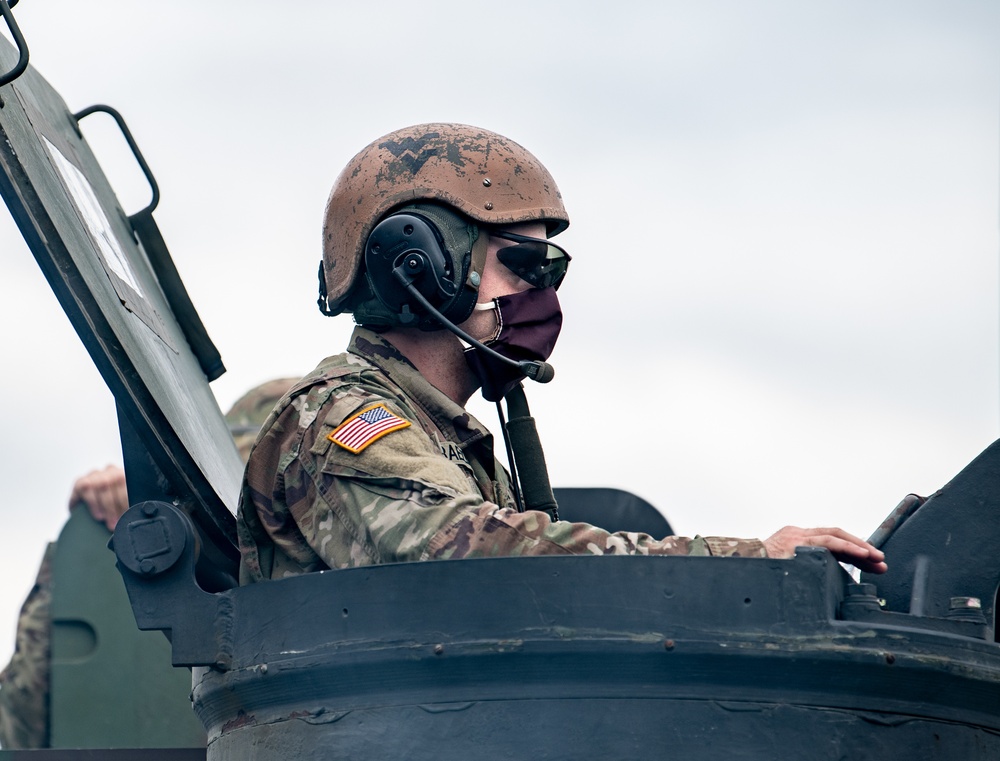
left=427, top=507, right=767, bottom=560
left=321, top=444, right=766, bottom=563
left=0, top=543, right=53, bottom=749
left=241, top=390, right=765, bottom=580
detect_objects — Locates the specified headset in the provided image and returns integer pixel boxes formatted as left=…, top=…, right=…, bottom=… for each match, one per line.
left=363, top=206, right=554, bottom=384
left=363, top=206, right=478, bottom=330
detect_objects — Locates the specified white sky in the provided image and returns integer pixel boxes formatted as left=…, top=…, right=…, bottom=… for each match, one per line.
left=0, top=1, right=998, bottom=657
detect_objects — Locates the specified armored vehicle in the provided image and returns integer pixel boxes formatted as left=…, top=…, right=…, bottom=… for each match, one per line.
left=0, top=4, right=998, bottom=758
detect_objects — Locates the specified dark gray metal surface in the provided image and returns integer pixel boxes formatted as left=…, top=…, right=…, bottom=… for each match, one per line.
left=111, top=516, right=1000, bottom=759
left=0, top=35, right=242, bottom=577
left=553, top=486, right=673, bottom=536
left=862, top=439, right=1000, bottom=624
left=108, top=436, right=1000, bottom=758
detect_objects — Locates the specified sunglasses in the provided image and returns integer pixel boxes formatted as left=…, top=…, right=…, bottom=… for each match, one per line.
left=491, top=230, right=571, bottom=290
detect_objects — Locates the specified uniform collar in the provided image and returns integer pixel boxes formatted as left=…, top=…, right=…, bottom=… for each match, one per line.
left=348, top=327, right=492, bottom=449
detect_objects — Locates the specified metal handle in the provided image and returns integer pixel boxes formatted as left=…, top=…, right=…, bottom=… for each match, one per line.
left=73, top=103, right=160, bottom=216
left=0, top=0, right=29, bottom=88
left=73, top=104, right=226, bottom=382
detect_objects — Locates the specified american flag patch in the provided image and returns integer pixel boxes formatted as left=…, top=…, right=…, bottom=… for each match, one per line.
left=328, top=403, right=411, bottom=454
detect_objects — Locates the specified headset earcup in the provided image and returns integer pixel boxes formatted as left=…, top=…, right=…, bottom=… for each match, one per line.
left=365, top=213, right=457, bottom=318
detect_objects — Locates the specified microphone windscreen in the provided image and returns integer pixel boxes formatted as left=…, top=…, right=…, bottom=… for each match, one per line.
left=531, top=362, right=555, bottom=384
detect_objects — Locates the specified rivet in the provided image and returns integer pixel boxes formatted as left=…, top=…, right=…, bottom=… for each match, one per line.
left=434, top=644, right=444, bottom=655
left=142, top=503, right=159, bottom=517
left=663, top=639, right=675, bottom=651
left=482, top=178, right=492, bottom=187
left=470, top=272, right=481, bottom=287
left=484, top=202, right=494, bottom=211
left=260, top=663, right=268, bottom=674
left=139, top=559, right=156, bottom=575
left=884, top=652, right=895, bottom=665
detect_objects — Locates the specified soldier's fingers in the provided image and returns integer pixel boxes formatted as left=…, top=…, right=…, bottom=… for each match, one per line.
left=800, top=532, right=888, bottom=573
left=803, top=526, right=877, bottom=550
left=801, top=528, right=885, bottom=561
left=67, top=465, right=128, bottom=530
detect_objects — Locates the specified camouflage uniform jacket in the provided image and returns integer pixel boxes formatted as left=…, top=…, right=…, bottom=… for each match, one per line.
left=0, top=543, right=53, bottom=749
left=237, top=328, right=766, bottom=583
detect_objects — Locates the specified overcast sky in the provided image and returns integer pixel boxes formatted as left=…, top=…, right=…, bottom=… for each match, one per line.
left=0, top=1, right=998, bottom=657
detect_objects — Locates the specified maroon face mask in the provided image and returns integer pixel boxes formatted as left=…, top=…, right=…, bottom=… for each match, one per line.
left=464, top=287, right=563, bottom=402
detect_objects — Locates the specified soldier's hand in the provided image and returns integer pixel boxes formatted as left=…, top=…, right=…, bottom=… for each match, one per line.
left=68, top=464, right=129, bottom=532
left=763, top=525, right=887, bottom=574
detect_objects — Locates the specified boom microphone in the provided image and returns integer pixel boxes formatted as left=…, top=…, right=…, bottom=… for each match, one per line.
left=391, top=255, right=555, bottom=384
left=523, top=360, right=555, bottom=384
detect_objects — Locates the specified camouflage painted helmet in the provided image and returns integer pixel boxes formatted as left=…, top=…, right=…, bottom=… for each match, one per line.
left=225, top=377, right=299, bottom=463
left=318, top=123, right=570, bottom=317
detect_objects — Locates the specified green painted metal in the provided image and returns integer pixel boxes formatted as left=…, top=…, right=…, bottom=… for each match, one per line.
left=49, top=507, right=205, bottom=749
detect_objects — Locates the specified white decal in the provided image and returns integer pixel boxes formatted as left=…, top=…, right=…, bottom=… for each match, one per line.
left=42, top=136, right=143, bottom=296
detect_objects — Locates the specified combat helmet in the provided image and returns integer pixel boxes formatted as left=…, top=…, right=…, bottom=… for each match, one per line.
left=318, top=123, right=570, bottom=324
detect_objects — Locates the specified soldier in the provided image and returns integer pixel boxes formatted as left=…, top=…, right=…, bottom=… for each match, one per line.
left=237, top=123, right=887, bottom=584
left=226, top=378, right=302, bottom=462
left=0, top=379, right=296, bottom=749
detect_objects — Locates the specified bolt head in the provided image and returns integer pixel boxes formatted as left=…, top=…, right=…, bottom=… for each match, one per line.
left=950, top=596, right=982, bottom=610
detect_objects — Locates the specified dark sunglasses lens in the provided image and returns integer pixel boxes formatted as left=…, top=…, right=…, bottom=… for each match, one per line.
left=497, top=242, right=568, bottom=288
